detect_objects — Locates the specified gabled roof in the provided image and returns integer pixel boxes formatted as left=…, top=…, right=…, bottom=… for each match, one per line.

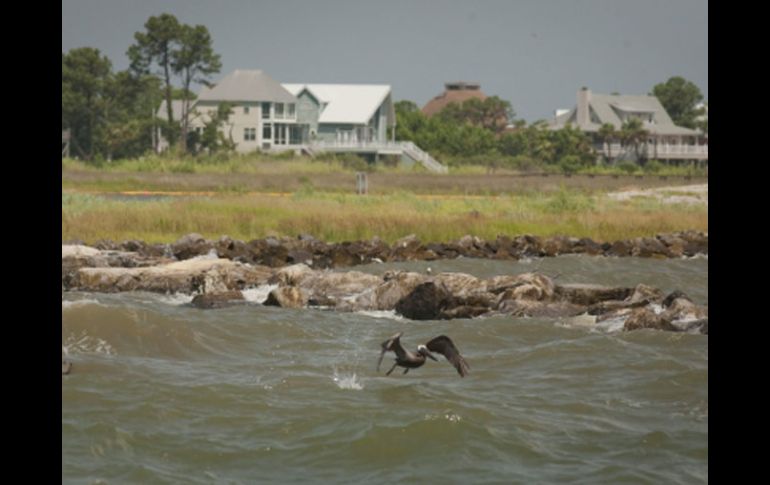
left=282, top=83, right=391, bottom=124
left=551, top=90, right=699, bottom=136
left=199, top=69, right=297, bottom=104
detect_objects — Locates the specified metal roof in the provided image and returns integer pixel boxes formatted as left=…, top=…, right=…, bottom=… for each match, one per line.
left=283, top=83, right=391, bottom=124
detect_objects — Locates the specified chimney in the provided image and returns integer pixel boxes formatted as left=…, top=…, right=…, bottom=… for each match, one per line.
left=577, top=87, right=591, bottom=127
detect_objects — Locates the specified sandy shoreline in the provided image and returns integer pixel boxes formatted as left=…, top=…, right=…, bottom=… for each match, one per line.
left=607, top=184, right=708, bottom=205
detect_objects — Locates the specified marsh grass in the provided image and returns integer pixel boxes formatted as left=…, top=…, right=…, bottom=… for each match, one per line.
left=63, top=154, right=707, bottom=178
left=61, top=190, right=707, bottom=244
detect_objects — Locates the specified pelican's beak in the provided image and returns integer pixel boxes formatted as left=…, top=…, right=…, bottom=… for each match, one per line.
left=425, top=351, right=438, bottom=361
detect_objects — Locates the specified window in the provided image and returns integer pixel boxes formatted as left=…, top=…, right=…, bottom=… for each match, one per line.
left=262, top=102, right=270, bottom=119
left=244, top=106, right=250, bottom=115
left=275, top=124, right=287, bottom=144
left=275, top=103, right=284, bottom=119
left=263, top=123, right=272, bottom=139
left=244, top=127, right=256, bottom=141
left=287, top=103, right=296, bottom=118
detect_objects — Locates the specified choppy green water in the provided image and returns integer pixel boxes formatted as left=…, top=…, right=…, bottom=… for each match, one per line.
left=62, top=255, right=707, bottom=484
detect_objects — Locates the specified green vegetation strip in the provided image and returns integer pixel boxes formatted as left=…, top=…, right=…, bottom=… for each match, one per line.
left=62, top=190, right=707, bottom=245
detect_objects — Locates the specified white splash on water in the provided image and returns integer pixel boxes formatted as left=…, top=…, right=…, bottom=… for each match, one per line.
left=562, top=313, right=597, bottom=328
left=558, top=313, right=626, bottom=333
left=64, top=331, right=116, bottom=356
left=424, top=412, right=462, bottom=423
left=686, top=253, right=708, bottom=260
left=242, top=284, right=278, bottom=304
left=332, top=369, right=364, bottom=390
left=594, top=316, right=627, bottom=333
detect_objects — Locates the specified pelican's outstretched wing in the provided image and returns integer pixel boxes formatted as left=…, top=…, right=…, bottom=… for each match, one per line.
left=426, top=335, right=469, bottom=377
left=377, top=332, right=405, bottom=372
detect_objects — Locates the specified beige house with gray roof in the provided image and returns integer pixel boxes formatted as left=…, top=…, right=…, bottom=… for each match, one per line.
left=551, top=88, right=707, bottom=163
left=155, top=69, right=447, bottom=172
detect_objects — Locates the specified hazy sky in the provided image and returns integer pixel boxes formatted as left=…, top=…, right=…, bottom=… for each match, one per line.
left=62, top=0, right=708, bottom=122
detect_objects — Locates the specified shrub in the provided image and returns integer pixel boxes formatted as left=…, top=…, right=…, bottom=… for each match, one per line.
left=643, top=159, right=664, bottom=174
left=507, top=155, right=541, bottom=172
left=558, top=155, right=583, bottom=175
left=617, top=161, right=639, bottom=174
left=543, top=187, right=596, bottom=213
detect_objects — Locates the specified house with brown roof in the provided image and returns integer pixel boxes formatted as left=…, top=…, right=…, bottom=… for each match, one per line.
left=422, top=82, right=488, bottom=117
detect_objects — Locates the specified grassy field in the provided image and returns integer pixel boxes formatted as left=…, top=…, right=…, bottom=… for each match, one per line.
left=62, top=189, right=708, bottom=245
left=62, top=156, right=707, bottom=244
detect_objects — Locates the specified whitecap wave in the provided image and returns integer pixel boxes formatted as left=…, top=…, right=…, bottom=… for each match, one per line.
left=355, top=310, right=405, bottom=321
left=556, top=313, right=597, bottom=330
left=558, top=313, right=626, bottom=333
left=62, top=299, right=102, bottom=310
left=242, top=284, right=278, bottom=304
left=594, top=316, right=627, bottom=333
left=154, top=293, right=195, bottom=305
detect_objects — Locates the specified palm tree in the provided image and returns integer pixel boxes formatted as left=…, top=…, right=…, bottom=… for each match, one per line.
left=620, top=119, right=649, bottom=164
left=598, top=123, right=617, bottom=163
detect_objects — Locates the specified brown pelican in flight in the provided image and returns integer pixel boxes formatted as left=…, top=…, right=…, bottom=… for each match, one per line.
left=377, top=332, right=469, bottom=377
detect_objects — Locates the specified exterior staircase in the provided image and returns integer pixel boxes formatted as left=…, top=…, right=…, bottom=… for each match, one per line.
left=400, top=142, right=448, bottom=173
left=305, top=140, right=448, bottom=173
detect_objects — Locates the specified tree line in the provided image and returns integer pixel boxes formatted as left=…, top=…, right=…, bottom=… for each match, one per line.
left=393, top=76, right=706, bottom=172
left=62, top=13, right=221, bottom=161
left=63, top=12, right=706, bottom=168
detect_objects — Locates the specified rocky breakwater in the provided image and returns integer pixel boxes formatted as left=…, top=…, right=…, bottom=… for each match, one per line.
left=69, top=231, right=708, bottom=272
left=62, top=244, right=707, bottom=334
left=261, top=264, right=707, bottom=334
left=62, top=244, right=273, bottom=299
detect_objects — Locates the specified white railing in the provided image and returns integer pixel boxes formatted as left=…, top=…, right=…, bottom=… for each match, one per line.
left=307, top=140, right=448, bottom=173
left=655, top=144, right=708, bottom=155
left=598, top=143, right=708, bottom=159
left=310, top=140, right=403, bottom=150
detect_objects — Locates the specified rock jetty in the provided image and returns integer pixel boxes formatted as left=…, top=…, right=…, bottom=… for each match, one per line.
left=64, top=231, right=708, bottom=272
left=62, top=240, right=708, bottom=334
